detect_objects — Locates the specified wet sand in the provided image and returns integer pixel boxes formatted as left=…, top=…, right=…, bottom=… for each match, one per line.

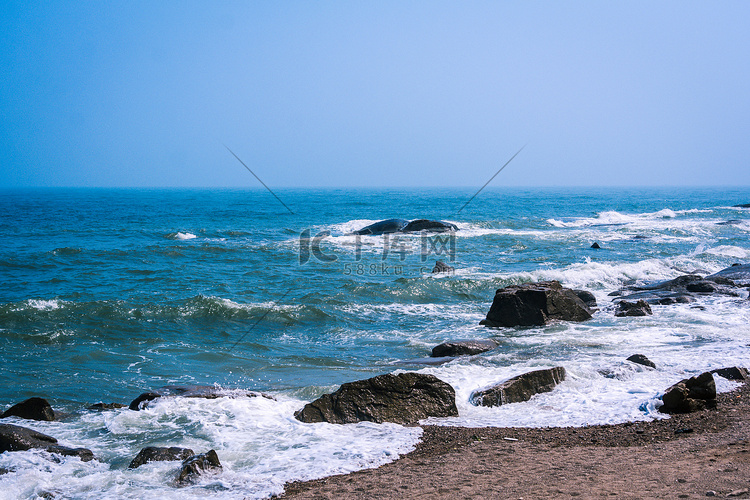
left=281, top=381, right=750, bottom=499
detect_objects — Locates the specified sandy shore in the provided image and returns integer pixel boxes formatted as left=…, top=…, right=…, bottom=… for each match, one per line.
left=281, top=381, right=750, bottom=499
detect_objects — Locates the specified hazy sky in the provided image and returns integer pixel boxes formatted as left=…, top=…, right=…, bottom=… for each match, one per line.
left=2, top=2, right=749, bottom=188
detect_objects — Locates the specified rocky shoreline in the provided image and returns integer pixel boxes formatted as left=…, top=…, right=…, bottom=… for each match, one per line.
left=281, top=381, right=750, bottom=499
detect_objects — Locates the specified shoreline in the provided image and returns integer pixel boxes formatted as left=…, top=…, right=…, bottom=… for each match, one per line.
left=281, top=381, right=750, bottom=499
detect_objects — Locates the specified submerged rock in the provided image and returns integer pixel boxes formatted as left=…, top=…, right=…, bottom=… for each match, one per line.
left=129, top=446, right=195, bottom=469
left=707, top=263, right=750, bottom=286
left=480, top=281, right=593, bottom=328
left=590, top=242, right=601, bottom=249
left=0, top=423, right=94, bottom=461
left=626, top=354, right=656, bottom=369
left=88, top=402, right=127, bottom=411
left=294, top=373, right=458, bottom=425
left=659, top=372, right=716, bottom=414
left=177, top=450, right=222, bottom=485
left=129, top=385, right=273, bottom=410
left=430, top=339, right=499, bottom=357
left=614, top=300, right=652, bottom=317
left=1, top=397, right=55, bottom=421
left=431, top=260, right=455, bottom=274
left=470, top=367, right=566, bottom=407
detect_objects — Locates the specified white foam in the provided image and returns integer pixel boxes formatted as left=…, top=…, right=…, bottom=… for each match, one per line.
left=24, top=299, right=62, bottom=311
left=0, top=395, right=421, bottom=499
left=173, top=232, right=197, bottom=240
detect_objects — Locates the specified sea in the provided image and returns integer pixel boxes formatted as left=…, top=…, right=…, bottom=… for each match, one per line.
left=1, top=186, right=749, bottom=499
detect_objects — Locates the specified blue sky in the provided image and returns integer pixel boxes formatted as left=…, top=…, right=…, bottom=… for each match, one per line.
left=2, top=1, right=749, bottom=188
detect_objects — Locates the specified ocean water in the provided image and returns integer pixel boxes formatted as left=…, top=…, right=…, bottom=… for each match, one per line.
left=1, top=186, right=749, bottom=498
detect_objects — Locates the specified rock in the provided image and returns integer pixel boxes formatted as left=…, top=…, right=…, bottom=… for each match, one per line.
left=1, top=397, right=55, bottom=421
left=88, top=402, right=127, bottom=411
left=46, top=445, right=95, bottom=462
left=129, top=446, right=195, bottom=469
left=734, top=204, right=750, bottom=208
left=614, top=300, right=652, bottom=317
left=573, top=289, right=597, bottom=309
left=431, top=260, right=454, bottom=273
left=480, top=281, right=593, bottom=328
left=176, top=450, right=222, bottom=485
left=0, top=423, right=57, bottom=452
left=294, top=373, right=458, bottom=425
left=352, top=219, right=409, bottom=236
left=431, top=339, right=499, bottom=357
left=129, top=385, right=272, bottom=410
left=612, top=272, right=743, bottom=305
left=626, top=354, right=656, bottom=368
left=401, top=219, right=458, bottom=233
left=0, top=423, right=94, bottom=461
left=707, top=263, right=750, bottom=285
left=728, top=489, right=749, bottom=498
left=717, top=219, right=743, bottom=225
left=710, top=366, right=749, bottom=381
left=590, top=242, right=601, bottom=249
left=660, top=372, right=716, bottom=414
left=470, top=367, right=566, bottom=407
left=685, top=281, right=717, bottom=293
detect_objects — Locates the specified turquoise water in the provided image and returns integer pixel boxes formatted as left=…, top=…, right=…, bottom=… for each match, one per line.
left=1, top=187, right=750, bottom=498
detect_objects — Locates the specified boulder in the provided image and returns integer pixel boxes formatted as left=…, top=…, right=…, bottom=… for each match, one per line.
left=1, top=397, right=55, bottom=421
left=733, top=203, right=750, bottom=208
left=294, top=373, right=458, bottom=425
left=401, top=219, right=458, bottom=233
left=591, top=242, right=601, bottom=249
left=431, top=339, right=499, bottom=357
left=614, top=300, right=652, bottom=317
left=177, top=450, right=222, bottom=485
left=470, top=367, right=566, bottom=407
left=626, top=354, right=656, bottom=369
left=129, top=446, right=195, bottom=469
left=0, top=423, right=94, bottom=461
left=573, top=289, right=598, bottom=309
left=660, top=372, right=716, bottom=414
left=710, top=366, right=749, bottom=381
left=432, top=260, right=455, bottom=274
left=480, top=281, right=593, bottom=328
left=129, top=385, right=272, bottom=410
left=707, top=264, right=750, bottom=286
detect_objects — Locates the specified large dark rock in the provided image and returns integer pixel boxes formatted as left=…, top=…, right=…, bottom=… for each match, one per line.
left=626, top=354, right=656, bottom=369
left=431, top=339, right=499, bottom=357
left=401, top=219, right=458, bottom=233
left=711, top=366, right=749, bottom=381
left=352, top=219, right=409, bottom=236
left=177, top=450, right=222, bottom=485
left=480, top=281, right=593, bottom=328
left=707, top=263, right=750, bottom=286
left=470, top=367, right=566, bottom=407
left=1, top=397, right=55, bottom=421
left=733, top=203, right=750, bottom=208
left=614, top=299, right=652, bottom=317
left=129, top=385, right=272, bottom=410
left=660, top=372, right=716, bottom=414
left=294, top=373, right=458, bottom=425
left=0, top=423, right=94, bottom=461
left=129, top=446, right=195, bottom=469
